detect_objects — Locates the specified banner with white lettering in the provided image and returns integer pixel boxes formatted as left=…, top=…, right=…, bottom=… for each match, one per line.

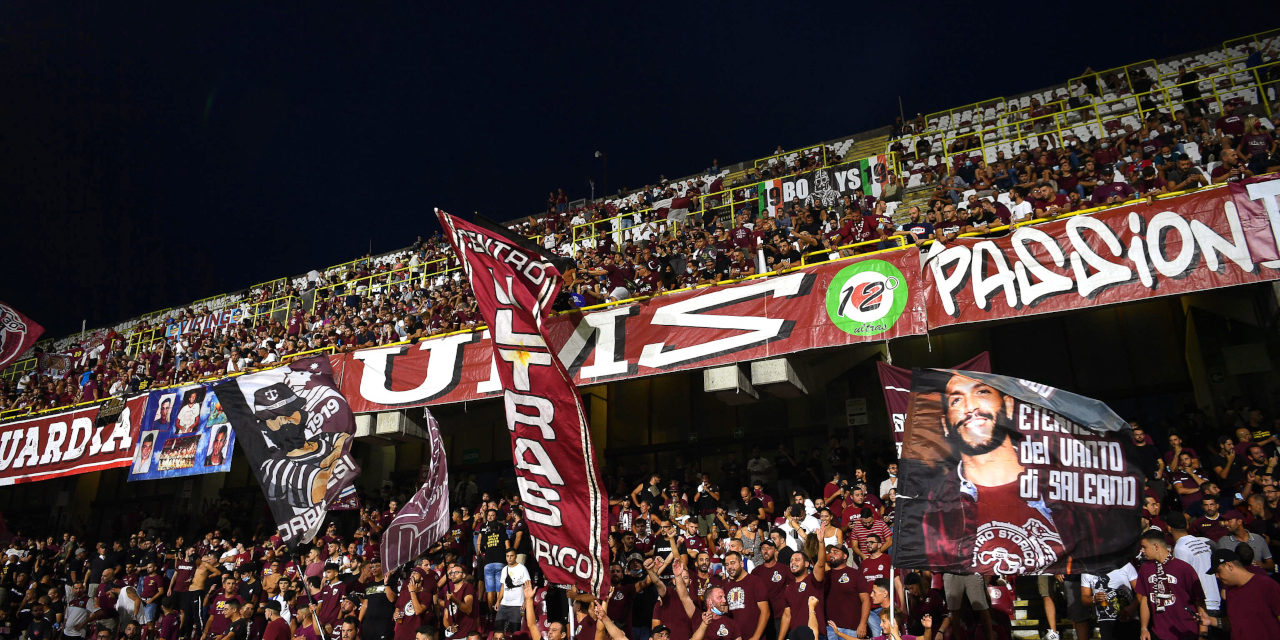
left=338, top=248, right=927, bottom=413
left=923, top=176, right=1280, bottom=327
left=164, top=308, right=246, bottom=338
left=876, top=352, right=990, bottom=458
left=128, top=384, right=235, bottom=481
left=381, top=407, right=449, bottom=574
left=894, top=370, right=1141, bottom=575
left=436, top=208, right=610, bottom=596
left=213, top=356, right=360, bottom=547
left=758, top=154, right=890, bottom=217
left=0, top=396, right=144, bottom=486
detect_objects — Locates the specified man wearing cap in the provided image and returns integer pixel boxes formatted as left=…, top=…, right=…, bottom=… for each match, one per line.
left=1217, top=510, right=1274, bottom=571
left=823, top=542, right=870, bottom=640
left=1200, top=548, right=1280, bottom=638
left=251, top=382, right=353, bottom=509
left=1135, top=529, right=1206, bottom=640
left=749, top=538, right=786, bottom=639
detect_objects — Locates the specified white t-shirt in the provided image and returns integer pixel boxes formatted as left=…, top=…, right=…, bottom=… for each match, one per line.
left=499, top=563, right=531, bottom=607
left=1173, top=534, right=1220, bottom=610
left=1010, top=200, right=1033, bottom=223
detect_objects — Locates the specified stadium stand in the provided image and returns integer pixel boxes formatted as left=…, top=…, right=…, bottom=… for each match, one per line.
left=2, top=31, right=1279, bottom=426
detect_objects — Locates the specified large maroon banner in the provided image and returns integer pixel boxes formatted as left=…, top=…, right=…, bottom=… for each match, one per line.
left=877, top=352, right=990, bottom=457
left=0, top=396, right=145, bottom=486
left=436, top=209, right=611, bottom=596
left=923, top=177, right=1280, bottom=327
left=337, top=248, right=927, bottom=413
left=0, top=302, right=44, bottom=371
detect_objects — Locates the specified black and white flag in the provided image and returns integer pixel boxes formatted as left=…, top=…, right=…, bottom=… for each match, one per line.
left=214, top=356, right=360, bottom=547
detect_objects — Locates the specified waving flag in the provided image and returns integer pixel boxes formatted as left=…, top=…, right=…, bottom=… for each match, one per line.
left=894, top=370, right=1141, bottom=575
left=213, top=356, right=360, bottom=547
left=436, top=208, right=611, bottom=597
left=0, top=302, right=43, bottom=371
left=381, top=408, right=450, bottom=573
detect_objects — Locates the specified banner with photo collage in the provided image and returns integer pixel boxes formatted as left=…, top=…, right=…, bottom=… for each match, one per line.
left=128, top=384, right=235, bottom=481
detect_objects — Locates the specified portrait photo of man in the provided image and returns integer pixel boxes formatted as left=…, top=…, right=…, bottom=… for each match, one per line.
left=175, top=387, right=206, bottom=434
left=153, top=395, right=175, bottom=426
left=132, top=431, right=158, bottom=474
left=205, top=426, right=230, bottom=467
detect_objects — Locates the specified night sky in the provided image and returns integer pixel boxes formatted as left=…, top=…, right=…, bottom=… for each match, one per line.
left=0, top=3, right=1267, bottom=338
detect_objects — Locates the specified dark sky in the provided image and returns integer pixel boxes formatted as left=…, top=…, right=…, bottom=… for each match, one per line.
left=0, top=2, right=1268, bottom=338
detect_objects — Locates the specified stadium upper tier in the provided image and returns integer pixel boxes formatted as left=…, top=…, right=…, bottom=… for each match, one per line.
left=2, top=28, right=1278, bottom=422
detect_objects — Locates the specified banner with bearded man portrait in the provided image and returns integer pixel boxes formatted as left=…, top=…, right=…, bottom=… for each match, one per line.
left=893, top=369, right=1142, bottom=575
left=214, top=356, right=360, bottom=547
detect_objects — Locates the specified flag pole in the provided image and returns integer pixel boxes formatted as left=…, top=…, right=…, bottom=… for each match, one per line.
left=888, top=565, right=896, bottom=632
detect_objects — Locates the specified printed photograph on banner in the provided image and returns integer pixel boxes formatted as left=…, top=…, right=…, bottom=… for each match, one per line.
left=212, top=356, right=359, bottom=547
left=895, top=369, right=1142, bottom=575
left=157, top=435, right=200, bottom=471
left=153, top=393, right=175, bottom=427
left=133, top=430, right=159, bottom=474
left=128, top=384, right=235, bottom=481
left=205, top=425, right=231, bottom=467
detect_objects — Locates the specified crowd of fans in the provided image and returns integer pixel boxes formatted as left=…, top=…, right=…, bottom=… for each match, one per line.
left=4, top=402, right=1280, bottom=640
left=3, top=98, right=1276, bottom=421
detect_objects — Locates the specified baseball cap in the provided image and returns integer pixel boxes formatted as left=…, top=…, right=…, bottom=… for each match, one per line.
left=1206, top=548, right=1239, bottom=574
left=1223, top=510, right=1245, bottom=521
left=759, top=538, right=777, bottom=549
left=651, top=626, right=671, bottom=636
left=252, top=383, right=305, bottom=421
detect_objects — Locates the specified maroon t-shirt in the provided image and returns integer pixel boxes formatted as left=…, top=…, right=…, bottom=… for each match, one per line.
left=168, top=563, right=193, bottom=591
left=697, top=613, right=741, bottom=640
left=263, top=618, right=291, bottom=640
left=605, top=583, right=636, bottom=634
left=750, top=562, right=788, bottom=619
left=206, top=594, right=245, bottom=635
left=139, top=573, right=164, bottom=599
left=858, top=554, right=892, bottom=584
left=158, top=611, right=181, bottom=640
left=655, top=593, right=694, bottom=640
left=1223, top=573, right=1280, bottom=639
left=1135, top=558, right=1204, bottom=640
left=443, top=581, right=477, bottom=639
left=314, top=580, right=348, bottom=628
left=713, top=574, right=767, bottom=630
left=392, top=587, right=422, bottom=640
left=782, top=574, right=825, bottom=635
left=825, top=566, right=868, bottom=629
left=1216, top=114, right=1244, bottom=137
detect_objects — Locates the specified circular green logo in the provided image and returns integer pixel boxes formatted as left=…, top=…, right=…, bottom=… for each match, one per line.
left=825, top=260, right=908, bottom=336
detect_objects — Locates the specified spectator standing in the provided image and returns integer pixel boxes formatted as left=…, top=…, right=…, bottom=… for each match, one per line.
left=1201, top=548, right=1280, bottom=639
left=1135, top=530, right=1206, bottom=640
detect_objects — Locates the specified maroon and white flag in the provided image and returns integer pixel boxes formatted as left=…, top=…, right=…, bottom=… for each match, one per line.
left=877, top=352, right=990, bottom=458
left=381, top=408, right=450, bottom=574
left=436, top=209, right=611, bottom=597
left=0, top=302, right=44, bottom=371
